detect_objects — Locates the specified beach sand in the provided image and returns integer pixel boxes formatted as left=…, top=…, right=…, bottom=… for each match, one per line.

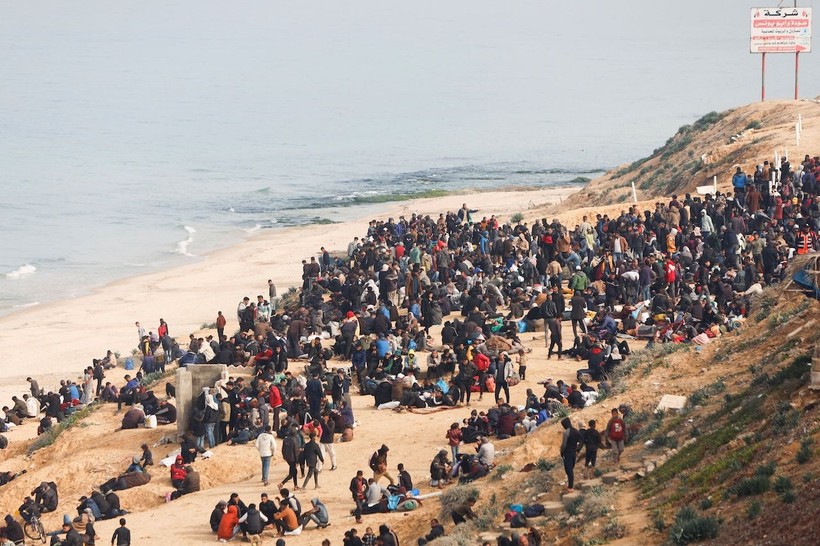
left=1, top=184, right=638, bottom=546
left=0, top=186, right=574, bottom=402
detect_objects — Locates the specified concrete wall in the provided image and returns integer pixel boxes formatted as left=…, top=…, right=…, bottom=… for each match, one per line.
left=176, top=364, right=227, bottom=436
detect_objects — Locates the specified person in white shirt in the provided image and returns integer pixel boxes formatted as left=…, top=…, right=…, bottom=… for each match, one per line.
left=476, top=436, right=495, bottom=467
left=24, top=394, right=40, bottom=418
left=255, top=426, right=277, bottom=486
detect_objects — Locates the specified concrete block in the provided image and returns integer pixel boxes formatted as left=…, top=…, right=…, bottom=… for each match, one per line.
left=542, top=501, right=565, bottom=516
left=561, top=490, right=582, bottom=507
left=601, top=472, right=619, bottom=485
left=656, top=394, right=687, bottom=412
left=176, top=364, right=227, bottom=436
left=579, top=478, right=603, bottom=491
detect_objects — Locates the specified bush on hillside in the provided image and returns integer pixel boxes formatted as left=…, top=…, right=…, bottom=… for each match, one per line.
left=669, top=506, right=720, bottom=545
left=797, top=438, right=813, bottom=464
left=732, top=475, right=770, bottom=497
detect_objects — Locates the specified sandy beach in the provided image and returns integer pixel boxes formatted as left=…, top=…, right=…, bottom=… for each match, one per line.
left=0, top=186, right=574, bottom=401
left=0, top=184, right=633, bottom=546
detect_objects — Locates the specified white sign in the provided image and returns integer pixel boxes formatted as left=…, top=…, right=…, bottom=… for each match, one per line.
left=751, top=7, right=812, bottom=53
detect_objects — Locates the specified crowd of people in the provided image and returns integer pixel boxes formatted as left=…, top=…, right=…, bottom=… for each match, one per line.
left=1, top=154, right=817, bottom=544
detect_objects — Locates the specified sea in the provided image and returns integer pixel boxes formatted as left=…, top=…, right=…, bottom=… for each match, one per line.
left=1, top=0, right=818, bottom=315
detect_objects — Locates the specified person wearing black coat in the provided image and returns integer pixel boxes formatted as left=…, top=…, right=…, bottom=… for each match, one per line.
left=209, top=501, right=226, bottom=532
left=2, top=514, right=24, bottom=543
left=560, top=417, right=582, bottom=491
left=300, top=433, right=324, bottom=490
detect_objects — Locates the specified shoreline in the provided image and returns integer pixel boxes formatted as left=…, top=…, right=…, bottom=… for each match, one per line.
left=0, top=185, right=578, bottom=400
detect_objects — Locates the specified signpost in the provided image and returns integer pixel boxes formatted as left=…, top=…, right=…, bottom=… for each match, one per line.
left=751, top=6, right=812, bottom=100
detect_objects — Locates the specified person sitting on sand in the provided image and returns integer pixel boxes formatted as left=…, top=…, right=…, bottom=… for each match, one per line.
left=169, top=455, right=187, bottom=488
left=429, top=450, right=451, bottom=488
left=271, top=499, right=301, bottom=537
left=299, top=498, right=330, bottom=530
left=153, top=399, right=176, bottom=425
left=217, top=505, right=240, bottom=542
left=120, top=406, right=145, bottom=430
left=168, top=466, right=199, bottom=501
left=0, top=514, right=25, bottom=544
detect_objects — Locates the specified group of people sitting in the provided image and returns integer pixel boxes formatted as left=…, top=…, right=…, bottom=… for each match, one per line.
left=209, top=489, right=330, bottom=541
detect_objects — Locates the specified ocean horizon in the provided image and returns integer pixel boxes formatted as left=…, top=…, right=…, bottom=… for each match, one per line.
left=2, top=0, right=818, bottom=315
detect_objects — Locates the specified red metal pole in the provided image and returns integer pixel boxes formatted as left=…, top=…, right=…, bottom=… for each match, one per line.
left=795, top=0, right=799, bottom=100
left=761, top=52, right=766, bottom=102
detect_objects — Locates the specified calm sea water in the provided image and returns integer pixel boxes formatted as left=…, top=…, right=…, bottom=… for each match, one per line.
left=1, top=0, right=817, bottom=313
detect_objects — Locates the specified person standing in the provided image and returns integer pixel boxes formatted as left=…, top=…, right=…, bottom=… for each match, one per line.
left=268, top=279, right=278, bottom=311
left=255, top=426, right=277, bottom=486
left=215, top=311, right=226, bottom=340
left=560, top=417, right=582, bottom=492
left=605, top=408, right=626, bottom=465
left=111, top=518, right=130, bottom=546
left=349, top=470, right=367, bottom=524
left=305, top=374, right=324, bottom=420
left=569, top=290, right=587, bottom=339
left=27, top=377, right=40, bottom=398
left=300, top=432, right=324, bottom=491
left=493, top=353, right=512, bottom=404
left=135, top=322, right=145, bottom=344
left=582, top=419, right=602, bottom=480
left=319, top=413, right=337, bottom=471
left=157, top=318, right=169, bottom=339
left=368, top=444, right=395, bottom=486
left=277, top=424, right=301, bottom=490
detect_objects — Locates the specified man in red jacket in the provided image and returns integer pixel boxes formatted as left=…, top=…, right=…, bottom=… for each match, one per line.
left=269, top=383, right=283, bottom=432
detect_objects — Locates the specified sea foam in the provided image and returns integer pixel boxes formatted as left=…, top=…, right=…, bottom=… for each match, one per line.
left=5, top=264, right=37, bottom=279
left=174, top=226, right=197, bottom=257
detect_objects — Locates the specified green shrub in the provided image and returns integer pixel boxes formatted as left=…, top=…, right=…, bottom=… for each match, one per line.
left=773, top=476, right=793, bottom=494
left=669, top=506, right=720, bottom=545
left=732, top=475, right=770, bottom=497
left=755, top=461, right=776, bottom=477
left=509, top=212, right=525, bottom=224
left=781, top=491, right=796, bottom=504
left=28, top=403, right=99, bottom=455
left=746, top=499, right=762, bottom=520
left=602, top=517, right=627, bottom=540
left=699, top=498, right=713, bottom=511
left=768, top=355, right=812, bottom=387
left=744, top=120, right=763, bottom=131
left=803, top=472, right=814, bottom=483
left=692, top=111, right=726, bottom=131
left=651, top=509, right=666, bottom=532
left=492, top=464, right=513, bottom=480
left=796, top=438, right=813, bottom=464
left=536, top=458, right=556, bottom=472
left=772, top=403, right=800, bottom=435
left=651, top=435, right=678, bottom=449
left=566, top=496, right=584, bottom=516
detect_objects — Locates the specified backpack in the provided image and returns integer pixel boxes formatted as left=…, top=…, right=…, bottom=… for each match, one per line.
left=510, top=513, right=528, bottom=528
left=523, top=504, right=545, bottom=517
left=369, top=451, right=380, bottom=472
left=288, top=496, right=302, bottom=518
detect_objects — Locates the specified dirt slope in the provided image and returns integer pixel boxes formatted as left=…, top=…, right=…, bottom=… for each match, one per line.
left=560, top=99, right=820, bottom=209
